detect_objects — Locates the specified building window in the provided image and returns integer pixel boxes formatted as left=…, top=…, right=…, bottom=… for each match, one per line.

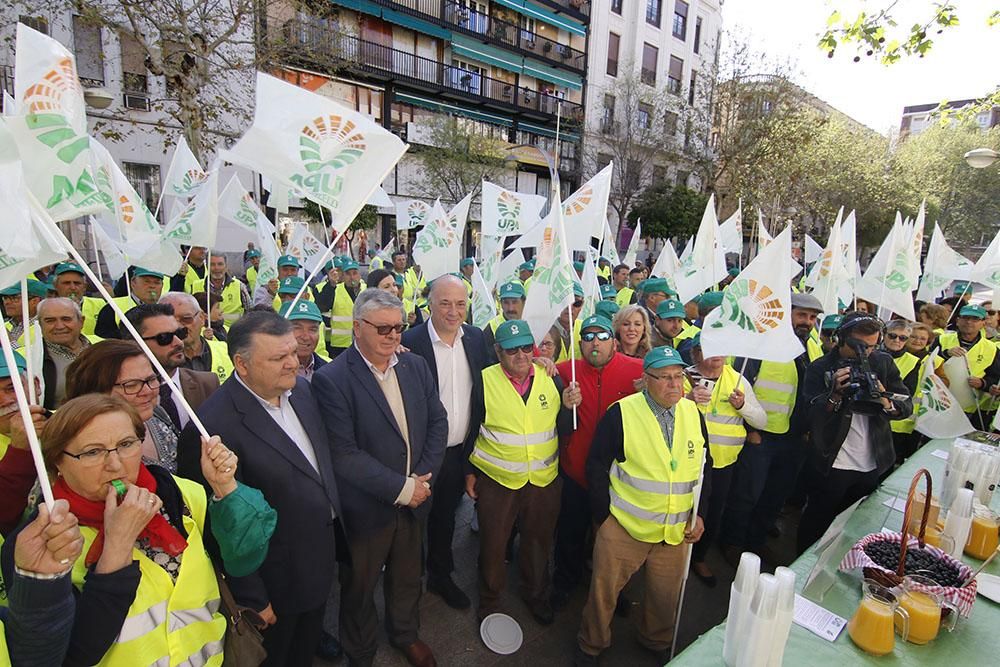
left=694, top=16, right=702, bottom=53
left=641, top=43, right=658, bottom=85
left=18, top=15, right=49, bottom=34
left=452, top=59, right=485, bottom=96
left=637, top=102, right=653, bottom=130
left=73, top=16, right=104, bottom=85
left=673, top=1, right=688, bottom=40
left=120, top=33, right=150, bottom=109
left=122, top=162, right=161, bottom=214
left=688, top=70, right=697, bottom=105
left=676, top=170, right=690, bottom=187
left=607, top=32, right=620, bottom=77
left=602, top=94, right=615, bottom=133
left=664, top=110, right=678, bottom=135
left=652, top=165, right=667, bottom=183
left=519, top=15, right=537, bottom=43
left=645, top=0, right=662, bottom=27
left=611, top=0, right=623, bottom=15
left=667, top=55, right=683, bottom=95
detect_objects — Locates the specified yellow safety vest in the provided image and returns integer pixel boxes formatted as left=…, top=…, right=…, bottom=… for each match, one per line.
left=485, top=314, right=505, bottom=335
left=192, top=278, right=244, bottom=324
left=890, top=352, right=920, bottom=434
left=597, top=265, right=611, bottom=281
left=938, top=332, right=999, bottom=411
left=611, top=393, right=705, bottom=544
left=245, top=265, right=258, bottom=292
left=370, top=256, right=385, bottom=270
left=674, top=322, right=700, bottom=343
left=685, top=366, right=747, bottom=468
left=555, top=318, right=583, bottom=363
left=204, top=338, right=233, bottom=384
left=402, top=268, right=425, bottom=303
left=71, top=476, right=225, bottom=666
left=0, top=432, right=10, bottom=466
left=0, top=617, right=7, bottom=662
left=109, top=295, right=140, bottom=327
left=471, top=365, right=559, bottom=490
left=328, top=283, right=365, bottom=349
left=807, top=336, right=824, bottom=362
left=81, top=296, right=105, bottom=336
left=182, top=264, right=207, bottom=295
left=615, top=286, right=634, bottom=307
left=753, top=360, right=798, bottom=434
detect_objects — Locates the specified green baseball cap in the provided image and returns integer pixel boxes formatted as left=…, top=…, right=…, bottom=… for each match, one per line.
left=278, top=276, right=305, bottom=295
left=644, top=346, right=686, bottom=371
left=595, top=301, right=620, bottom=319
left=0, top=280, right=48, bottom=298
left=959, top=304, right=987, bottom=319
left=573, top=282, right=585, bottom=298
left=279, top=299, right=323, bottom=322
left=341, top=259, right=360, bottom=272
left=54, top=262, right=85, bottom=276
left=644, top=278, right=672, bottom=296
left=0, top=350, right=27, bottom=379
left=277, top=255, right=301, bottom=268
left=599, top=284, right=617, bottom=300
left=333, top=256, right=347, bottom=269
left=461, top=257, right=475, bottom=268
left=323, top=260, right=336, bottom=272
left=821, top=314, right=844, bottom=331
left=656, top=298, right=686, bottom=320
left=699, top=291, right=723, bottom=309
left=246, top=249, right=262, bottom=259
left=727, top=266, right=740, bottom=277
left=393, top=273, right=404, bottom=286
left=573, top=260, right=585, bottom=272
left=499, top=281, right=525, bottom=299
left=953, top=281, right=972, bottom=296
left=581, top=314, right=613, bottom=333
left=518, top=261, right=535, bottom=272
left=495, top=319, right=534, bottom=349
left=367, top=249, right=377, bottom=258
left=132, top=267, right=164, bottom=279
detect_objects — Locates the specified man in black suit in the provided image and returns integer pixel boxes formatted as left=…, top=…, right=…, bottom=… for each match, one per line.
left=313, top=289, right=447, bottom=667
left=401, top=274, right=489, bottom=610
left=177, top=311, right=344, bottom=667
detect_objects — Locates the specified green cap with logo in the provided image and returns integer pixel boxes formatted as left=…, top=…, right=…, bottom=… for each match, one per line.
left=324, top=260, right=336, bottom=272
left=495, top=319, right=534, bottom=349
left=599, top=284, right=617, bottom=300
left=595, top=300, right=620, bottom=319
left=952, top=281, right=972, bottom=296
left=246, top=249, right=261, bottom=259
left=518, top=261, right=535, bottom=272
left=54, top=262, right=85, bottom=276
left=333, top=256, right=347, bottom=269
left=581, top=314, right=613, bottom=334
left=132, top=267, right=164, bottom=279
left=699, top=291, right=723, bottom=309
left=498, top=281, right=525, bottom=299
left=278, top=276, right=305, bottom=294
left=643, top=345, right=686, bottom=371
left=644, top=278, right=672, bottom=296
left=821, top=314, right=843, bottom=331
left=0, top=350, right=27, bottom=379
left=656, top=298, right=686, bottom=320
left=277, top=255, right=301, bottom=268
left=461, top=257, right=475, bottom=268
left=0, top=279, right=48, bottom=298
left=959, top=304, right=987, bottom=319
left=279, top=299, right=323, bottom=322
left=341, top=259, right=360, bottom=272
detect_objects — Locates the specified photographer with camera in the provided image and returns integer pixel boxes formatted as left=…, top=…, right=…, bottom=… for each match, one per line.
left=797, top=313, right=912, bottom=554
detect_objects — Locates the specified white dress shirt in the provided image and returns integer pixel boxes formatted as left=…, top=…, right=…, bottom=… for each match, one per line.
left=427, top=319, right=474, bottom=448
left=234, top=372, right=320, bottom=474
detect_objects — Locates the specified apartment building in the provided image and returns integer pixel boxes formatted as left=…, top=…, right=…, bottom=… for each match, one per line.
left=899, top=97, right=1000, bottom=139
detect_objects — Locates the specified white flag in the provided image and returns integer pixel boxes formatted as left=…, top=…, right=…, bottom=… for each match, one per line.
left=89, top=140, right=162, bottom=257
left=92, top=218, right=128, bottom=280
left=700, top=226, right=804, bottom=362
left=805, top=235, right=823, bottom=265
left=907, top=202, right=926, bottom=285
left=809, top=216, right=852, bottom=314
left=915, top=353, right=974, bottom=439
left=470, top=263, right=497, bottom=328
left=855, top=221, right=915, bottom=321
left=838, top=209, right=858, bottom=305
left=650, top=241, right=680, bottom=294
left=480, top=181, right=545, bottom=236
left=755, top=209, right=772, bottom=250
left=622, top=220, right=642, bottom=268
left=286, top=224, right=326, bottom=274
left=479, top=233, right=504, bottom=292
left=216, top=176, right=277, bottom=252
left=562, top=163, right=613, bottom=240
left=162, top=135, right=207, bottom=200
left=579, top=248, right=602, bottom=320
left=395, top=199, right=432, bottom=231
left=378, top=237, right=396, bottom=262
left=164, top=167, right=219, bottom=249
left=255, top=226, right=280, bottom=286
left=600, top=217, right=620, bottom=266
left=674, top=195, right=727, bottom=303
left=0, top=172, right=69, bottom=287
left=447, top=192, right=473, bottom=241
left=916, top=223, right=973, bottom=302
left=367, top=185, right=394, bottom=208
left=222, top=72, right=407, bottom=232
left=412, top=200, right=462, bottom=281
left=521, top=205, right=575, bottom=346
left=719, top=205, right=743, bottom=254
left=970, top=227, right=1000, bottom=294
left=496, top=248, right=526, bottom=288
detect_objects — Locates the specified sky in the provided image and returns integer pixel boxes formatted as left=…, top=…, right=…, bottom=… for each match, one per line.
left=721, top=0, right=997, bottom=135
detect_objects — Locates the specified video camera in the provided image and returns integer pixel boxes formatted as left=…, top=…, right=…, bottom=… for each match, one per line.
left=825, top=339, right=907, bottom=415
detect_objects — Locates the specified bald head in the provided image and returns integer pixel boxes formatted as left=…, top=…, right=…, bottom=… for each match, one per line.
left=428, top=275, right=467, bottom=338
left=428, top=274, right=467, bottom=304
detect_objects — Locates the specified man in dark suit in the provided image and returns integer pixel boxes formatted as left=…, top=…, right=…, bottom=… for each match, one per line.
left=401, top=275, right=488, bottom=609
left=121, top=303, right=219, bottom=430
left=313, top=288, right=447, bottom=667
left=177, top=311, right=344, bottom=667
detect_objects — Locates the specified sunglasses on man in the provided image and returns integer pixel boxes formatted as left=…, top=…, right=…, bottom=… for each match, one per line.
left=503, top=344, right=535, bottom=356
left=142, top=328, right=188, bottom=346
left=581, top=331, right=613, bottom=342
left=885, top=333, right=909, bottom=342
left=361, top=319, right=407, bottom=336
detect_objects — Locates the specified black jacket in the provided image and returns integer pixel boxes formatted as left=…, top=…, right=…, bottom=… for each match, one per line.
left=803, top=348, right=913, bottom=477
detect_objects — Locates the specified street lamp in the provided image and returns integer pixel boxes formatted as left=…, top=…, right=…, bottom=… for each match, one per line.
left=964, top=148, right=1000, bottom=169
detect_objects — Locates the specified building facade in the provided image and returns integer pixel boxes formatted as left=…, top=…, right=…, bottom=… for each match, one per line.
left=899, top=97, right=1000, bottom=139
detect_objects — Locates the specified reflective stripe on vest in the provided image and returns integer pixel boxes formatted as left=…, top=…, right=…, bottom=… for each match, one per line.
left=71, top=476, right=225, bottom=667
left=753, top=361, right=797, bottom=434
left=193, top=278, right=244, bottom=322
left=610, top=394, right=705, bottom=544
left=328, top=282, right=364, bottom=348
left=471, top=365, right=560, bottom=489
left=938, top=332, right=1000, bottom=411
left=890, top=352, right=920, bottom=433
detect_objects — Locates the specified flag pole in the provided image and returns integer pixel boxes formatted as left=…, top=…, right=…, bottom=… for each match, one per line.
left=0, top=316, right=54, bottom=507
left=19, top=279, right=36, bottom=404
left=205, top=250, right=212, bottom=329
left=90, top=217, right=104, bottom=283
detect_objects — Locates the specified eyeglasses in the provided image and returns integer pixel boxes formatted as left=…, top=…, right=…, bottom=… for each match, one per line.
left=989, top=310, right=998, bottom=316
left=361, top=319, right=407, bottom=336
left=142, top=328, right=188, bottom=346
left=503, top=344, right=535, bottom=356
left=644, top=371, right=684, bottom=383
left=581, top=331, right=613, bottom=342
left=115, top=374, right=160, bottom=395
left=885, top=333, right=909, bottom=342
left=62, top=438, right=142, bottom=467
left=572, top=300, right=584, bottom=308
left=175, top=313, right=200, bottom=326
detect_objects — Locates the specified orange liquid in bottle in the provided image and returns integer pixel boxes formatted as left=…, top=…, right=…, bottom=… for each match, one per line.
left=848, top=598, right=896, bottom=656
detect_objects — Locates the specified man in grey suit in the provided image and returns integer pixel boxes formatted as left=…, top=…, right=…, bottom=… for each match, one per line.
left=313, top=289, right=448, bottom=667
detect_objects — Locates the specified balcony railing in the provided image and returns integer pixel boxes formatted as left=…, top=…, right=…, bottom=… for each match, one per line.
left=366, top=0, right=586, bottom=72
left=280, top=20, right=583, bottom=123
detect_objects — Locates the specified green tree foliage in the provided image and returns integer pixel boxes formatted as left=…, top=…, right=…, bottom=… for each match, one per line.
left=627, top=183, right=709, bottom=241
left=412, top=115, right=506, bottom=205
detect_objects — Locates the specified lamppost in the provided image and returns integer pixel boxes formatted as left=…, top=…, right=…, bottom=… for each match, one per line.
left=965, top=148, right=1000, bottom=169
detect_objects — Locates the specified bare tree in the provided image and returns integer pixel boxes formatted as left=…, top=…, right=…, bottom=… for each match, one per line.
left=412, top=115, right=507, bottom=205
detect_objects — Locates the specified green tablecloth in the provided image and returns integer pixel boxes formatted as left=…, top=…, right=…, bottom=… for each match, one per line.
left=672, top=439, right=1000, bottom=666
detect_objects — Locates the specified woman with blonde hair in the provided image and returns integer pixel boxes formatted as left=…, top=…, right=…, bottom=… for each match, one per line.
left=919, top=303, right=949, bottom=333
left=612, top=304, right=652, bottom=359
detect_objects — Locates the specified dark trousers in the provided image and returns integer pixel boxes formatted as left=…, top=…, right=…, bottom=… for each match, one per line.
left=426, top=445, right=466, bottom=580
left=798, top=467, right=880, bottom=554
left=722, top=433, right=806, bottom=552
left=475, top=473, right=561, bottom=615
left=692, top=464, right=736, bottom=563
left=553, top=472, right=592, bottom=594
left=892, top=431, right=920, bottom=465
left=261, top=604, right=326, bottom=667
left=339, top=510, right=423, bottom=662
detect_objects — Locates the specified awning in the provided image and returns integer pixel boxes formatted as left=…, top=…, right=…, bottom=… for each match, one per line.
left=522, top=60, right=582, bottom=90
left=379, top=7, right=451, bottom=39
left=491, top=0, right=587, bottom=37
left=395, top=92, right=515, bottom=127
left=519, top=121, right=579, bottom=142
left=451, top=36, right=525, bottom=73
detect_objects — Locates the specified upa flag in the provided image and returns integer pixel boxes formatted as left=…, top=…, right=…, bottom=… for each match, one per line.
left=286, top=223, right=326, bottom=273
left=470, top=263, right=497, bottom=328
left=222, top=72, right=407, bottom=233
left=674, top=194, right=727, bottom=303
left=916, top=352, right=974, bottom=439
left=480, top=181, right=545, bottom=236
left=755, top=209, right=772, bottom=250
left=700, top=226, right=804, bottom=362
left=521, top=202, right=575, bottom=346
left=162, top=135, right=208, bottom=200
left=600, top=217, right=620, bottom=266
left=8, top=24, right=103, bottom=222
left=513, top=164, right=613, bottom=250
left=0, top=162, right=69, bottom=287
left=447, top=192, right=473, bottom=240
left=855, top=221, right=916, bottom=321
left=808, top=215, right=852, bottom=314
left=88, top=140, right=163, bottom=257
left=216, top=176, right=277, bottom=252
left=496, top=247, right=526, bottom=287
left=479, top=233, right=504, bottom=291
left=622, top=220, right=642, bottom=268
left=164, top=167, right=219, bottom=249
left=395, top=199, right=432, bottom=231
left=970, top=227, right=1000, bottom=295
left=719, top=204, right=743, bottom=254
left=916, top=223, right=973, bottom=302
left=412, top=200, right=462, bottom=281
left=367, top=185, right=394, bottom=208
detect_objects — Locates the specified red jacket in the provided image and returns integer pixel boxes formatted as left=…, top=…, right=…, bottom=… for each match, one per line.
left=556, top=353, right=643, bottom=488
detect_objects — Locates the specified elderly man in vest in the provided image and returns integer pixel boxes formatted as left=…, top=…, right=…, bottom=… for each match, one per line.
left=466, top=319, right=580, bottom=625
left=720, top=292, right=823, bottom=566
left=483, top=281, right=526, bottom=362
left=94, top=267, right=164, bottom=339
left=937, top=304, right=1000, bottom=430
left=1, top=279, right=47, bottom=343
left=51, top=262, right=104, bottom=337
left=191, top=254, right=251, bottom=326
left=576, top=346, right=711, bottom=665
left=160, top=292, right=234, bottom=383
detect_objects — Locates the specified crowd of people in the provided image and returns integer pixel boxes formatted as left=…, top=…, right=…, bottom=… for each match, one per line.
left=0, top=245, right=989, bottom=667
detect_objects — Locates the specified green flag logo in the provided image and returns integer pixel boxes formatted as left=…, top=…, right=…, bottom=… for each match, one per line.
left=711, top=278, right=784, bottom=333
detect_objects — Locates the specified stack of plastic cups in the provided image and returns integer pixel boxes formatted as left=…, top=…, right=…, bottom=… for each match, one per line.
left=942, top=488, right=975, bottom=559
left=737, top=573, right=778, bottom=667
left=768, top=567, right=796, bottom=667
left=724, top=552, right=761, bottom=667
left=941, top=445, right=972, bottom=510
left=973, top=449, right=1000, bottom=506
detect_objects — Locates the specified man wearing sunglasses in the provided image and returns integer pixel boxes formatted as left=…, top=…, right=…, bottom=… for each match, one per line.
left=159, top=292, right=233, bottom=383
left=881, top=320, right=921, bottom=463
left=467, top=319, right=578, bottom=627
left=122, top=303, right=219, bottom=431
left=551, top=314, right=643, bottom=611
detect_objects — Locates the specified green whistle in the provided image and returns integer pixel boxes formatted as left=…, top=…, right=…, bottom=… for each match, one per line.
left=111, top=479, right=127, bottom=497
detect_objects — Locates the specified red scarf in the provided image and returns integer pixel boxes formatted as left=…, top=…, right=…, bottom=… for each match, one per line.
left=54, top=463, right=188, bottom=567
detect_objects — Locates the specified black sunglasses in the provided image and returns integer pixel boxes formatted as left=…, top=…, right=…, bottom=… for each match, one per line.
left=573, top=299, right=584, bottom=308
left=885, top=333, right=909, bottom=342
left=142, top=327, right=188, bottom=346
left=362, top=318, right=407, bottom=336
left=581, top=331, right=613, bottom=342
left=503, top=344, right=535, bottom=356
